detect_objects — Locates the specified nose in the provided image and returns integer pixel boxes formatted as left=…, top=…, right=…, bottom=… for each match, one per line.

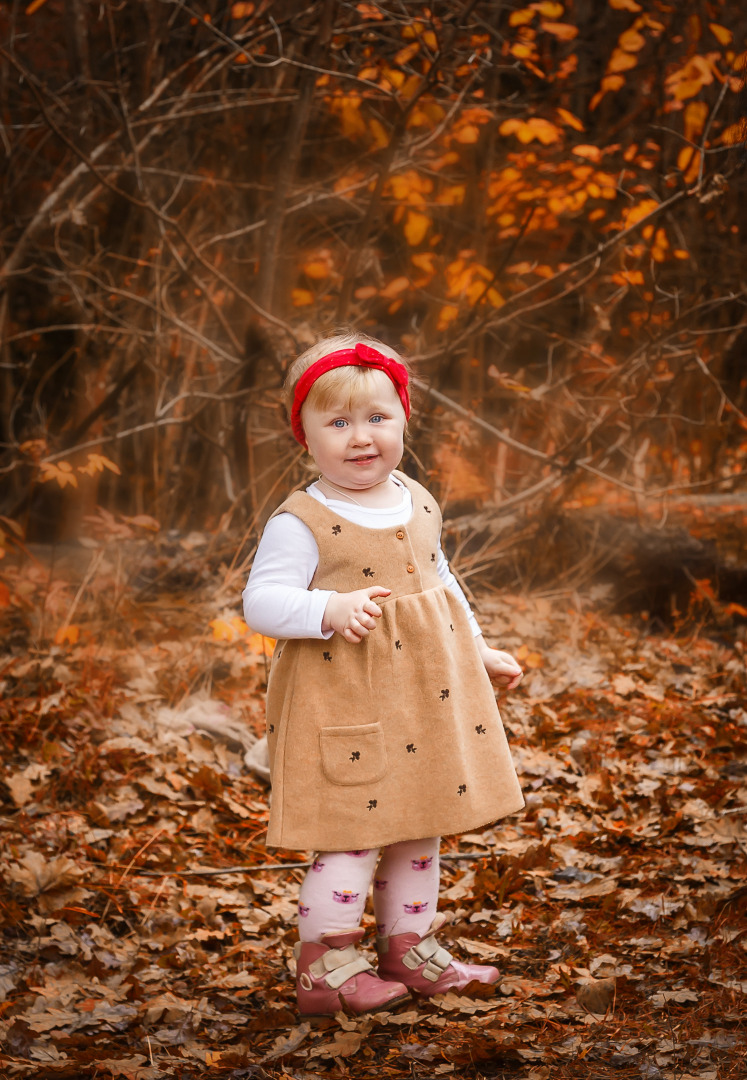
left=349, top=422, right=373, bottom=445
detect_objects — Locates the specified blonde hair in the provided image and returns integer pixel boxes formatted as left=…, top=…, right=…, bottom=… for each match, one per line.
left=284, top=330, right=409, bottom=420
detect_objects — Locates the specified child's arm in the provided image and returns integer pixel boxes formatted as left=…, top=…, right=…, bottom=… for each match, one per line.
left=475, top=636, right=524, bottom=690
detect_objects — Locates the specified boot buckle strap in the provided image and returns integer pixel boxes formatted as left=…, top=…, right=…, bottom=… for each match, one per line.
left=309, top=945, right=373, bottom=990
left=402, top=935, right=453, bottom=981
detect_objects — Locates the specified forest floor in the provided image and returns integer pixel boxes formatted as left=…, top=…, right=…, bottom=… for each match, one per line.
left=0, top=534, right=746, bottom=1080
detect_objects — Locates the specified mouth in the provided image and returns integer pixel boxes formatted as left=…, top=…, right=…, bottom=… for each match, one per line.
left=347, top=454, right=378, bottom=463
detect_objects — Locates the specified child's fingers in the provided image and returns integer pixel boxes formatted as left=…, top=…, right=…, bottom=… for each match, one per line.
left=365, top=586, right=391, bottom=600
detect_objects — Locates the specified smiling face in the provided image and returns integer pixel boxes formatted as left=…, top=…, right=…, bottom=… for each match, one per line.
left=301, top=369, right=406, bottom=496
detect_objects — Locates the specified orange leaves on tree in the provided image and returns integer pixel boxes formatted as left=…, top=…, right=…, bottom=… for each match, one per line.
left=708, top=23, right=732, bottom=47
left=395, top=42, right=420, bottom=67
left=77, top=453, right=121, bottom=478
left=623, top=198, right=659, bottom=229
left=618, top=28, right=646, bottom=52
left=39, top=461, right=77, bottom=489
left=509, top=8, right=535, bottom=27
left=612, top=269, right=645, bottom=286
left=665, top=55, right=717, bottom=102
left=683, top=100, right=709, bottom=143
left=25, top=0, right=50, bottom=13
left=355, top=2, right=384, bottom=19
left=609, top=0, right=641, bottom=9
left=291, top=289, right=314, bottom=307
left=607, top=49, right=638, bottom=74
left=541, top=22, right=578, bottom=42
left=230, top=2, right=254, bottom=18
left=404, top=210, right=430, bottom=246
left=499, top=117, right=562, bottom=146
left=557, top=108, right=585, bottom=132
left=533, top=1, right=564, bottom=17
left=572, top=144, right=603, bottom=162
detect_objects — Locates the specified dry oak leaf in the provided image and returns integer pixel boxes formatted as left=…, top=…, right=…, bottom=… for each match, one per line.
left=576, top=976, right=616, bottom=1015
left=5, top=852, right=82, bottom=895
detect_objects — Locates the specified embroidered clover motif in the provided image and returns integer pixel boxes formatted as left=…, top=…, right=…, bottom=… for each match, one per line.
left=458, top=784, right=467, bottom=796
left=475, top=724, right=486, bottom=734
left=362, top=567, right=374, bottom=577
left=269, top=724, right=275, bottom=733
left=424, top=505, right=432, bottom=513
left=406, top=743, right=417, bottom=753
left=449, top=623, right=454, bottom=631
left=350, top=750, right=361, bottom=762
left=323, top=651, right=332, bottom=662
left=431, top=552, right=436, bottom=562
left=367, top=799, right=378, bottom=810
left=395, top=639, right=402, bottom=650
left=440, top=688, right=450, bottom=700
left=332, top=524, right=341, bottom=535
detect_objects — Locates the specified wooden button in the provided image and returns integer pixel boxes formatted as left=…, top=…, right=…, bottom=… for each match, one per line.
left=406, top=564, right=415, bottom=573
left=396, top=530, right=405, bottom=539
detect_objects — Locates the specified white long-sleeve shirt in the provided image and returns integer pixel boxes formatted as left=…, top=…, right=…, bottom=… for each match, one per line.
left=243, top=476, right=481, bottom=640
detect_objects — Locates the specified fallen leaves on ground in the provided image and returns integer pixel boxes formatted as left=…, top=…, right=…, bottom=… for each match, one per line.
left=0, top=550, right=746, bottom=1078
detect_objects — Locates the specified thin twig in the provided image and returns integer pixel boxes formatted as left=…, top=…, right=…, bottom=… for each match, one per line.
left=131, top=851, right=496, bottom=878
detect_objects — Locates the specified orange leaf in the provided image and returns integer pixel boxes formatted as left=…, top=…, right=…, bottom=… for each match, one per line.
left=572, top=144, right=602, bottom=162
left=302, top=259, right=330, bottom=280
left=291, top=288, right=314, bottom=307
left=0, top=582, right=11, bottom=607
left=380, top=275, right=410, bottom=298
left=246, top=632, right=275, bottom=655
left=39, top=461, right=78, bottom=489
left=55, top=625, right=80, bottom=646
left=718, top=122, right=745, bottom=146
left=454, top=123, right=481, bottom=144
left=532, top=1, right=564, bottom=16
left=683, top=100, right=708, bottom=142
left=609, top=0, right=641, bottom=8
left=230, top=2, right=255, bottom=16
left=607, top=48, right=638, bottom=73
left=618, top=28, right=645, bottom=52
left=509, top=9, right=535, bottom=27
left=612, top=269, right=645, bottom=285
left=395, top=42, right=419, bottom=66
left=411, top=252, right=436, bottom=275
left=404, top=210, right=430, bottom=246
left=557, top=107, right=585, bottom=131
left=541, top=21, right=578, bottom=41
left=709, top=22, right=732, bottom=46
left=25, top=0, right=49, bottom=12
left=77, top=453, right=121, bottom=478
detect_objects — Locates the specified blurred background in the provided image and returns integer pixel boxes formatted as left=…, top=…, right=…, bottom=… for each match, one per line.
left=1, top=0, right=746, bottom=624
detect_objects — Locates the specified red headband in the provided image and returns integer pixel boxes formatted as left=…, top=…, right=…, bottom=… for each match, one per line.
left=290, top=343, right=410, bottom=447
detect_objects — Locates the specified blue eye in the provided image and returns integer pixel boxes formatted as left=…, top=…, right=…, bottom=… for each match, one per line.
left=370, top=414, right=383, bottom=424
left=332, top=419, right=347, bottom=428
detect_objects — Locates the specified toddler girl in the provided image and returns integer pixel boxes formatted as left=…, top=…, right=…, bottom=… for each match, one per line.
left=243, top=331, right=525, bottom=1017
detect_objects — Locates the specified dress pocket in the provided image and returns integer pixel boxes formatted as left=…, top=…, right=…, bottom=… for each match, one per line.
left=319, top=722, right=388, bottom=787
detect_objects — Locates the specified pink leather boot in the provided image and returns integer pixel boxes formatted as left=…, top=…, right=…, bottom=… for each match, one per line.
left=376, top=913, right=500, bottom=996
left=295, top=929, right=411, bottom=1017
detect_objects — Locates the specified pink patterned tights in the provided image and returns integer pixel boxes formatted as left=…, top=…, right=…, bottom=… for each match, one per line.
left=297, top=836, right=440, bottom=942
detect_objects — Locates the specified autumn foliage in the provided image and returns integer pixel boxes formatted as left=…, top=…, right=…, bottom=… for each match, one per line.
left=0, top=0, right=745, bottom=556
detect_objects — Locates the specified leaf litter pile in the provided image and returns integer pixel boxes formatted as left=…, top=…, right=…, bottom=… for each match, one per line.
left=0, top=536, right=746, bottom=1080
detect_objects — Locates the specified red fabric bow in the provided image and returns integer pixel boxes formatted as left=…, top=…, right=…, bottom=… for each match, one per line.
left=290, top=343, right=410, bottom=447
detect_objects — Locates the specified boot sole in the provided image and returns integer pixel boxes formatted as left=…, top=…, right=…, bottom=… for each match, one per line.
left=299, top=989, right=413, bottom=1020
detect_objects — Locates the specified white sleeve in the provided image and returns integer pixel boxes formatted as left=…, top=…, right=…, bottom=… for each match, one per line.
left=437, top=546, right=482, bottom=636
left=242, top=513, right=334, bottom=640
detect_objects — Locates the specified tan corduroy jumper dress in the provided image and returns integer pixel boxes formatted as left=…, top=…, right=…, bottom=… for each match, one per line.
left=264, top=471, right=524, bottom=851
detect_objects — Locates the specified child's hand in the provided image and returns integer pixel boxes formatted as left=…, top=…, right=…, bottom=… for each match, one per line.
left=476, top=638, right=524, bottom=690
left=323, top=587, right=392, bottom=644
